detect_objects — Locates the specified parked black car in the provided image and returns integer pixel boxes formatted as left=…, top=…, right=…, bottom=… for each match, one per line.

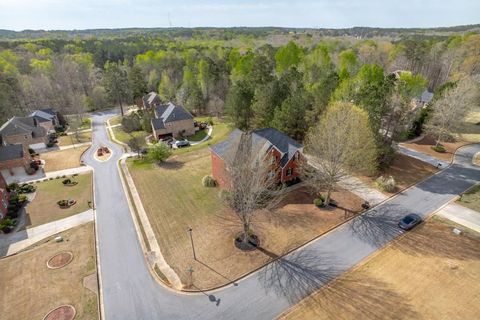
left=398, top=214, right=422, bottom=230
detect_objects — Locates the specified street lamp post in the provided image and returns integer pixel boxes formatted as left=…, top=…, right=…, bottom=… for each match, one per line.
left=187, top=227, right=196, bottom=260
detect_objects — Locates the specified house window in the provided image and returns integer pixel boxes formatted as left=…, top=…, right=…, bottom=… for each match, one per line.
left=271, top=155, right=277, bottom=164
left=286, top=168, right=293, bottom=176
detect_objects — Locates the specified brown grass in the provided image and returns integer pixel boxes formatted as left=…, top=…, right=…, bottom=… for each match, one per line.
left=57, top=132, right=92, bottom=147
left=127, top=149, right=363, bottom=289
left=280, top=218, right=480, bottom=320
left=25, top=173, right=93, bottom=228
left=0, top=223, right=98, bottom=320
left=401, top=136, right=468, bottom=162
left=361, top=153, right=438, bottom=195
left=40, top=146, right=90, bottom=172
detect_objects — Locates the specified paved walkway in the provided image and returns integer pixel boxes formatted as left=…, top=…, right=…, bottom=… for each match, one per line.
left=119, top=157, right=182, bottom=289
left=0, top=209, right=94, bottom=257
left=397, top=144, right=449, bottom=168
left=27, top=166, right=93, bottom=182
left=67, top=128, right=92, bottom=135
left=436, top=202, right=480, bottom=233
left=339, top=176, right=388, bottom=205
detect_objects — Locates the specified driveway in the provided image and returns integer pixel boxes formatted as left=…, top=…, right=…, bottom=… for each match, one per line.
left=84, top=110, right=480, bottom=320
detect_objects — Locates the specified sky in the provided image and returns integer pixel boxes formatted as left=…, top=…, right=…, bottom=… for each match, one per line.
left=0, top=0, right=479, bottom=31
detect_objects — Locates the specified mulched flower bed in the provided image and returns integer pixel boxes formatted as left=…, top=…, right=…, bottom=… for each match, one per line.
left=234, top=233, right=260, bottom=251
left=47, top=251, right=74, bottom=269
left=43, top=305, right=76, bottom=320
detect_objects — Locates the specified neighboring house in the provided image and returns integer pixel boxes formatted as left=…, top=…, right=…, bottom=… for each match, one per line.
left=0, top=116, right=47, bottom=149
left=0, top=172, right=8, bottom=219
left=151, top=102, right=196, bottom=139
left=142, top=92, right=162, bottom=110
left=210, top=128, right=303, bottom=188
left=29, top=108, right=59, bottom=133
left=0, top=144, right=31, bottom=172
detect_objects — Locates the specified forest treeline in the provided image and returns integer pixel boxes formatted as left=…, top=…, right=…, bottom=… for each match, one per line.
left=0, top=27, right=479, bottom=166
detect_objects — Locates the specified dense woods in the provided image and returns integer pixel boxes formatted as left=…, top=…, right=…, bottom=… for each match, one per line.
left=1, top=26, right=479, bottom=163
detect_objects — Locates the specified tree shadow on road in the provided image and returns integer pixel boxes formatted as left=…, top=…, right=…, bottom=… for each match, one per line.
left=257, top=246, right=418, bottom=319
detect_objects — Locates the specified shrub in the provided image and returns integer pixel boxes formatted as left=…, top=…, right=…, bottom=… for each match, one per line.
left=72, top=173, right=78, bottom=177
left=6, top=183, right=19, bottom=192
left=202, top=175, right=217, bottom=187
left=313, top=198, right=324, bottom=207
left=28, top=148, right=35, bottom=155
left=55, top=125, right=65, bottom=133
left=207, top=117, right=214, bottom=125
left=20, top=184, right=36, bottom=193
left=57, top=200, right=68, bottom=206
left=0, top=218, right=15, bottom=228
left=62, top=178, right=72, bottom=185
left=431, top=145, right=446, bottom=153
left=147, top=143, right=172, bottom=163
left=46, top=142, right=55, bottom=148
left=375, top=175, right=396, bottom=192
left=18, top=194, right=28, bottom=203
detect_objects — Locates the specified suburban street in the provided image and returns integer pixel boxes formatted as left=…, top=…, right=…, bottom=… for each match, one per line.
left=83, top=110, right=480, bottom=320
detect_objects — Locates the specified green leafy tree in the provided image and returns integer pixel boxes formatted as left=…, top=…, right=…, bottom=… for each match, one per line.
left=226, top=80, right=254, bottom=130
left=103, top=61, right=131, bottom=116
left=272, top=91, right=310, bottom=141
left=158, top=71, right=176, bottom=101
left=275, top=41, right=303, bottom=74
left=128, top=65, right=147, bottom=106
left=304, top=101, right=377, bottom=205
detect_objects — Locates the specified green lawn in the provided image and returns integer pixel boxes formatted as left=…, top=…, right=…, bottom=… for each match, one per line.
left=187, top=128, right=208, bottom=141
left=458, top=185, right=480, bottom=212
left=112, top=127, right=149, bottom=146
left=109, top=115, right=123, bottom=126
left=25, top=173, right=93, bottom=228
left=174, top=117, right=233, bottom=155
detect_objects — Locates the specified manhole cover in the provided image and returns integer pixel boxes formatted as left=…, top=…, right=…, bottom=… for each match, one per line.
left=43, top=305, right=76, bottom=320
left=47, top=251, right=74, bottom=269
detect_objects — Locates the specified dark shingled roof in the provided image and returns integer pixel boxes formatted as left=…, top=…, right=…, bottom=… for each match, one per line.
left=155, top=102, right=194, bottom=123
left=151, top=118, right=166, bottom=130
left=211, top=128, right=303, bottom=168
left=30, top=109, right=55, bottom=122
left=0, top=144, right=24, bottom=161
left=0, top=116, right=47, bottom=138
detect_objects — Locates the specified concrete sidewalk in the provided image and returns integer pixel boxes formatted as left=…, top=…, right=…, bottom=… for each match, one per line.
left=119, top=157, right=182, bottom=289
left=436, top=202, right=480, bottom=233
left=397, top=145, right=449, bottom=168
left=0, top=209, right=94, bottom=257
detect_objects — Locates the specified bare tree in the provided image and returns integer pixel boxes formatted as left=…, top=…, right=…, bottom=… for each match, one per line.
left=425, top=76, right=479, bottom=147
left=303, top=102, right=377, bottom=205
left=222, top=131, right=284, bottom=245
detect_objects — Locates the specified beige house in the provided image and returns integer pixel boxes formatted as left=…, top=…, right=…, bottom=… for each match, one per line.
left=151, top=102, right=196, bottom=140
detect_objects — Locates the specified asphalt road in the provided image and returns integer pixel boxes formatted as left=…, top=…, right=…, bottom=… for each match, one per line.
left=83, top=110, right=480, bottom=320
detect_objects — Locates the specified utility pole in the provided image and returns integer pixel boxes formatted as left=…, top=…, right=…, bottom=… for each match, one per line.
left=187, top=227, right=196, bottom=260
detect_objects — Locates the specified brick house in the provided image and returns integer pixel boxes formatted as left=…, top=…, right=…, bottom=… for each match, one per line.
left=142, top=92, right=162, bottom=110
left=210, top=128, right=303, bottom=188
left=151, top=102, right=196, bottom=140
left=29, top=108, right=59, bottom=133
left=0, top=144, right=31, bottom=172
left=0, top=116, right=47, bottom=149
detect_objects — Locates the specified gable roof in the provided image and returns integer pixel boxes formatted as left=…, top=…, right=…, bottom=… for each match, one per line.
left=151, top=118, right=166, bottom=130
left=0, top=116, right=46, bottom=138
left=0, top=144, right=24, bottom=161
left=211, top=128, right=303, bottom=168
left=40, top=108, right=56, bottom=116
left=30, top=109, right=55, bottom=122
left=154, top=102, right=194, bottom=123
